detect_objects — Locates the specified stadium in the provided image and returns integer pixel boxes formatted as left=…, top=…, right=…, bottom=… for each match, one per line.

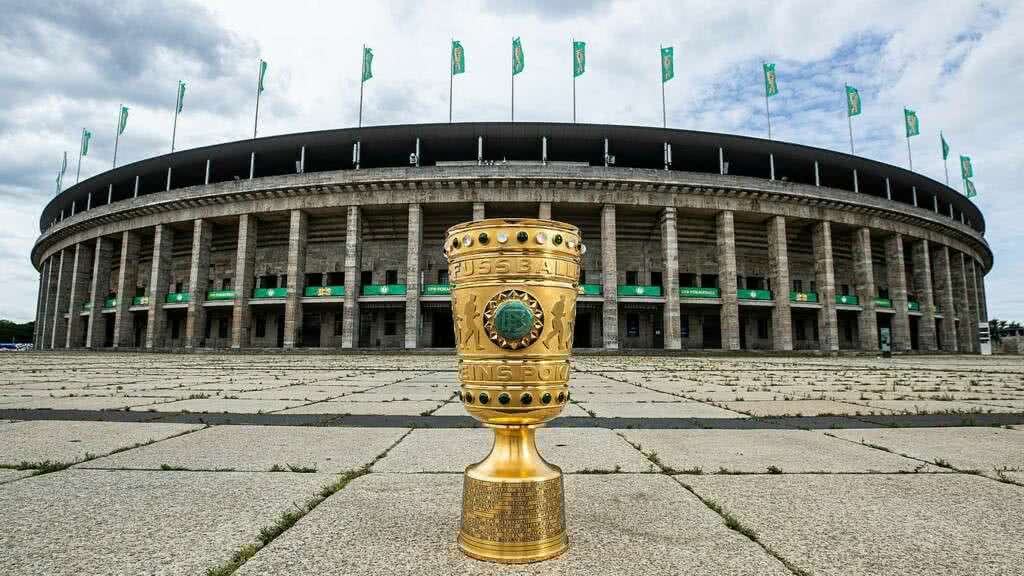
left=30, top=122, right=992, bottom=353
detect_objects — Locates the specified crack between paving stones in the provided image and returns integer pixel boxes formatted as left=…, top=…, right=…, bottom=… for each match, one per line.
left=203, top=427, right=415, bottom=576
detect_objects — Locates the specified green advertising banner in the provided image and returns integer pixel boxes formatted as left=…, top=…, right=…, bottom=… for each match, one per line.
left=421, top=284, right=451, bottom=296
left=304, top=285, right=346, bottom=297
left=618, top=285, right=663, bottom=297
left=679, top=286, right=720, bottom=298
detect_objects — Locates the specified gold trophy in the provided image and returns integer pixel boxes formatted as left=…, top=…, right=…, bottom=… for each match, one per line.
left=446, top=218, right=582, bottom=564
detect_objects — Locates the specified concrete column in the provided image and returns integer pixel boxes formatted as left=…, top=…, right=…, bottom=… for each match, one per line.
left=660, top=207, right=681, bottom=349
left=932, top=245, right=958, bottom=352
left=885, top=234, right=911, bottom=352
left=341, top=206, right=362, bottom=348
left=232, top=214, right=257, bottom=349
left=717, top=211, right=740, bottom=351
left=952, top=251, right=974, bottom=353
left=184, top=219, right=213, bottom=349
left=852, top=228, right=878, bottom=351
left=49, top=248, right=74, bottom=349
left=84, top=237, right=114, bottom=348
left=767, top=216, right=792, bottom=351
left=40, top=256, right=60, bottom=349
left=65, top=242, right=94, bottom=348
left=538, top=202, right=552, bottom=220
left=113, top=231, right=140, bottom=348
left=600, top=204, right=619, bottom=349
left=974, top=259, right=988, bottom=323
left=473, top=202, right=486, bottom=221
left=405, top=203, right=422, bottom=349
left=966, top=256, right=980, bottom=351
left=146, top=224, right=174, bottom=349
left=911, top=239, right=937, bottom=351
left=32, top=263, right=49, bottom=347
left=283, top=210, right=307, bottom=348
left=812, top=221, right=839, bottom=352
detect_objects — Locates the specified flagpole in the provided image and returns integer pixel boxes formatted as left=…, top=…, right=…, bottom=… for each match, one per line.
left=845, top=85, right=854, bottom=154
left=254, top=62, right=263, bottom=138
left=572, top=37, right=576, bottom=123
left=764, top=62, right=772, bottom=140
left=359, top=44, right=365, bottom=129
left=511, top=37, right=515, bottom=123
left=660, top=45, right=666, bottom=129
left=449, top=38, right=454, bottom=124
left=944, top=157, right=950, bottom=186
left=76, top=128, right=84, bottom=184
left=113, top=104, right=122, bottom=168
left=171, top=83, right=180, bottom=152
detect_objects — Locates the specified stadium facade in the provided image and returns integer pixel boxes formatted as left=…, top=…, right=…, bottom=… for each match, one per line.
left=30, top=123, right=992, bottom=353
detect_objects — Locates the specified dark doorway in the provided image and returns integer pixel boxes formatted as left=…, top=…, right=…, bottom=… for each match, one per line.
left=909, top=316, right=920, bottom=350
left=133, top=315, right=147, bottom=347
left=103, top=315, right=115, bottom=347
left=574, top=311, right=592, bottom=347
left=302, top=312, right=321, bottom=347
left=739, top=317, right=748, bottom=349
left=703, top=313, right=722, bottom=349
left=653, top=313, right=664, bottom=349
left=276, top=313, right=285, bottom=347
left=432, top=310, right=455, bottom=347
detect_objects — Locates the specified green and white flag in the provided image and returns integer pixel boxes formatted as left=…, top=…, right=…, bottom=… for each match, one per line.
left=176, top=81, right=186, bottom=113
left=258, top=59, right=268, bottom=92
left=573, top=41, right=586, bottom=77
left=81, top=129, right=92, bottom=156
left=362, top=47, right=373, bottom=81
left=661, top=46, right=674, bottom=82
left=904, top=108, right=919, bottom=137
left=941, top=132, right=950, bottom=160
left=964, top=178, right=977, bottom=198
left=512, top=37, right=525, bottom=75
left=56, top=151, right=67, bottom=193
left=846, top=85, right=861, bottom=116
left=117, top=105, right=129, bottom=135
left=960, top=155, right=973, bottom=179
left=763, top=63, right=778, bottom=97
left=451, top=40, right=465, bottom=75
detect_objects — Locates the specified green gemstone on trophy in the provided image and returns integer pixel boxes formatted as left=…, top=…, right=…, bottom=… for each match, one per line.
left=494, top=300, right=534, bottom=340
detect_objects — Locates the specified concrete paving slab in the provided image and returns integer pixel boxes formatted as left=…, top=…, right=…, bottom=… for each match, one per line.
left=0, top=396, right=165, bottom=410
left=277, top=399, right=444, bottom=415
left=79, top=425, right=408, bottom=472
left=964, top=398, right=1024, bottom=410
left=234, top=386, right=355, bottom=401
left=581, top=401, right=747, bottom=419
left=618, top=429, right=930, bottom=473
left=375, top=428, right=651, bottom=473
left=0, top=469, right=332, bottom=576
left=1, top=421, right=201, bottom=465
left=344, top=390, right=455, bottom=402
left=235, top=473, right=791, bottom=576
left=684, top=474, right=1024, bottom=576
left=0, top=469, right=34, bottom=484
left=131, top=398, right=307, bottom=413
left=720, top=399, right=892, bottom=417
left=828, top=427, right=1024, bottom=474
left=861, top=399, right=1020, bottom=414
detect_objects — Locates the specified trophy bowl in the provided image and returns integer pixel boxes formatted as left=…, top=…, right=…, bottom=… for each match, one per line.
left=445, top=218, right=583, bottom=564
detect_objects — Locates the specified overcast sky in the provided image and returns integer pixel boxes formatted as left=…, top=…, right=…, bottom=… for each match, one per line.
left=0, top=0, right=1020, bottom=323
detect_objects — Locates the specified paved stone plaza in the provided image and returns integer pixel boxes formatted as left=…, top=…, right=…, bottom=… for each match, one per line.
left=1, top=352, right=1023, bottom=575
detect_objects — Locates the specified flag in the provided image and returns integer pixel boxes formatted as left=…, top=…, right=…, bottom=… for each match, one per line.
left=512, top=37, right=525, bottom=75
left=60, top=151, right=67, bottom=177
left=964, top=178, right=977, bottom=198
left=904, top=108, right=919, bottom=137
left=763, top=63, right=778, bottom=97
left=362, top=47, right=373, bottom=82
left=573, top=41, right=586, bottom=77
left=451, top=40, right=465, bottom=75
left=941, top=132, right=950, bottom=160
left=176, top=81, right=186, bottom=114
left=960, top=155, right=973, bottom=179
left=258, top=59, right=268, bottom=92
left=661, top=46, right=674, bottom=82
left=81, top=130, right=92, bottom=156
left=117, top=106, right=129, bottom=135
left=846, top=85, right=861, bottom=116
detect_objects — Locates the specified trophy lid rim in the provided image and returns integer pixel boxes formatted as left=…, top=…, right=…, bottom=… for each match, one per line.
left=446, top=218, right=579, bottom=237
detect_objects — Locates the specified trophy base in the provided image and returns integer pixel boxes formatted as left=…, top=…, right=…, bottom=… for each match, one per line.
left=458, top=425, right=569, bottom=564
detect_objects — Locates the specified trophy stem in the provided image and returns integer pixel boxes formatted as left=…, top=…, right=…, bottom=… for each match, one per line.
left=458, top=425, right=569, bottom=563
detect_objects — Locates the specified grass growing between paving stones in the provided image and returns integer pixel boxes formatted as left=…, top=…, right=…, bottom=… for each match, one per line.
left=205, top=428, right=414, bottom=576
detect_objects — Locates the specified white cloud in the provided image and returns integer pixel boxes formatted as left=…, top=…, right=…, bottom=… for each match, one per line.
left=0, top=0, right=1019, bottom=323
